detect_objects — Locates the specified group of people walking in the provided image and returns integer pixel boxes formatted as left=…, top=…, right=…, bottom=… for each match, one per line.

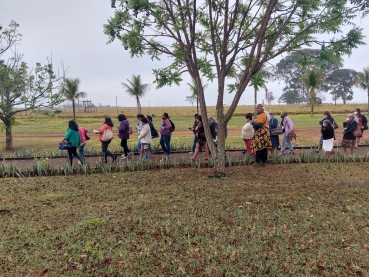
left=62, top=106, right=368, bottom=165
left=62, top=113, right=175, bottom=165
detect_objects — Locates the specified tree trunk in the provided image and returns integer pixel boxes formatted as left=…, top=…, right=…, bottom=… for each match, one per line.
left=310, top=100, right=314, bottom=115
left=72, top=100, right=76, bottom=120
left=367, top=88, right=369, bottom=114
left=195, top=77, right=226, bottom=175
left=254, top=89, right=257, bottom=116
left=196, top=95, right=199, bottom=114
left=5, top=119, right=13, bottom=150
left=343, top=98, right=346, bottom=105
left=136, top=96, right=142, bottom=114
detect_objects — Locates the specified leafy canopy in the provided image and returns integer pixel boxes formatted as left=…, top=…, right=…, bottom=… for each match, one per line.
left=104, top=0, right=365, bottom=123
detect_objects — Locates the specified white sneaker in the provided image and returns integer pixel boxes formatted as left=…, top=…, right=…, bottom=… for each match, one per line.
left=189, top=151, right=193, bottom=154
left=120, top=156, right=127, bottom=160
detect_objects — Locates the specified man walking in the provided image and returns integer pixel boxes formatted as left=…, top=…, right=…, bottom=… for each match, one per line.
left=280, top=112, right=295, bottom=155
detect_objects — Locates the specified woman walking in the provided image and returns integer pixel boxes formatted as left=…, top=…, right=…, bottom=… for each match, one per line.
left=242, top=113, right=254, bottom=155
left=94, top=117, right=117, bottom=163
left=268, top=112, right=279, bottom=153
left=321, top=120, right=335, bottom=154
left=64, top=120, right=83, bottom=165
left=159, top=112, right=172, bottom=158
left=192, top=115, right=210, bottom=161
left=353, top=108, right=367, bottom=147
left=117, top=114, right=132, bottom=159
left=342, top=114, right=358, bottom=156
left=251, top=104, right=272, bottom=166
left=317, top=111, right=336, bottom=152
left=77, top=125, right=89, bottom=162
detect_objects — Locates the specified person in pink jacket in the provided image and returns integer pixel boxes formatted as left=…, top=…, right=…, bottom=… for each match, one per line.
left=280, top=112, right=295, bottom=155
left=159, top=112, right=172, bottom=158
left=78, top=125, right=88, bottom=162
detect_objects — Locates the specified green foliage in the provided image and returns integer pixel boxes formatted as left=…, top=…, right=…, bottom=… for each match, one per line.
left=326, top=69, right=358, bottom=104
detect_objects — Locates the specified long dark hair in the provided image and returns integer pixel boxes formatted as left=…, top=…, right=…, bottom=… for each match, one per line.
left=104, top=117, right=114, bottom=127
left=68, top=120, right=79, bottom=131
left=117, top=114, right=126, bottom=121
left=196, top=115, right=202, bottom=122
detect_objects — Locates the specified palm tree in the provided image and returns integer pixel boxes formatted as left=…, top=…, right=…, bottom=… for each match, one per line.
left=187, top=78, right=208, bottom=114
left=356, top=67, right=369, bottom=113
left=121, top=75, right=150, bottom=114
left=59, top=78, right=87, bottom=120
left=248, top=65, right=275, bottom=115
left=300, top=69, right=324, bottom=114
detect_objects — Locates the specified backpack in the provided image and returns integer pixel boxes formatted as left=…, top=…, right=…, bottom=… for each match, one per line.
left=128, top=124, right=133, bottom=135
left=169, top=120, right=175, bottom=132
left=149, top=122, right=159, bottom=138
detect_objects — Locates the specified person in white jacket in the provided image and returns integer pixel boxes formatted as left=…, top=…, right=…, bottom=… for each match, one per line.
left=138, top=118, right=154, bottom=161
left=242, top=113, right=255, bottom=155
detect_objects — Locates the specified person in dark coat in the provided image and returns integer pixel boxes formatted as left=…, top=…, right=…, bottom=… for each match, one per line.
left=268, top=112, right=279, bottom=153
left=318, top=111, right=335, bottom=152
left=117, top=114, right=132, bottom=159
left=321, top=120, right=335, bottom=154
left=342, top=114, right=357, bottom=156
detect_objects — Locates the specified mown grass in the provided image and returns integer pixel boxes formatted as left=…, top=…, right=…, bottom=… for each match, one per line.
left=1, top=163, right=369, bottom=276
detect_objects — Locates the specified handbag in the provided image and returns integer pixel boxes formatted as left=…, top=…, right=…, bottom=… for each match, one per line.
left=269, top=127, right=283, bottom=136
left=332, top=121, right=339, bottom=129
left=59, top=141, right=72, bottom=150
left=353, top=126, right=362, bottom=137
left=102, top=129, right=114, bottom=141
left=85, top=133, right=90, bottom=140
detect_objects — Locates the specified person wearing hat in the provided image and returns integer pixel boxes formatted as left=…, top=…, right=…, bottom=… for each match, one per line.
left=250, top=104, right=272, bottom=166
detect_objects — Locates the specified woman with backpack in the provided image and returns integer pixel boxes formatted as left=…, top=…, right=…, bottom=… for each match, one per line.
left=93, top=117, right=117, bottom=163
left=117, top=114, right=132, bottom=159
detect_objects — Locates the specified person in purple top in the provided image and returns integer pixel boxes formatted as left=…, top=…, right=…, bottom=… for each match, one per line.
left=279, top=111, right=295, bottom=155
left=117, top=114, right=132, bottom=159
left=159, top=112, right=172, bottom=158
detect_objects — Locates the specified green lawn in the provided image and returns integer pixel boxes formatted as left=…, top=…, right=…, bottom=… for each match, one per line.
left=1, top=163, right=368, bottom=276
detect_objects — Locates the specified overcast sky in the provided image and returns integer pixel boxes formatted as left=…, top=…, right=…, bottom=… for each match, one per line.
left=1, top=0, right=369, bottom=107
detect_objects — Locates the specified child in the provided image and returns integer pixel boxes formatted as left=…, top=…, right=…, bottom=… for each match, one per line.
left=138, top=118, right=154, bottom=161
left=242, top=113, right=255, bottom=155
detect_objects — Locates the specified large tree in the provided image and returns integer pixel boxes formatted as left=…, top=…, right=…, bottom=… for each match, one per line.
left=121, top=74, right=150, bottom=114
left=356, top=67, right=369, bottom=113
left=326, top=69, right=358, bottom=105
left=0, top=21, right=64, bottom=150
left=276, top=49, right=342, bottom=104
left=59, top=78, right=87, bottom=120
left=104, top=0, right=365, bottom=174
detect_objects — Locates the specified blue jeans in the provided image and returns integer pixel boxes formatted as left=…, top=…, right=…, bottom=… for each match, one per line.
left=79, top=142, right=86, bottom=161
left=281, top=133, right=294, bottom=154
left=160, top=134, right=171, bottom=155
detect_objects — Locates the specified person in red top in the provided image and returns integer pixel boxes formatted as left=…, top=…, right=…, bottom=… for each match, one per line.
left=159, top=112, right=172, bottom=158
left=78, top=125, right=88, bottom=162
left=94, top=117, right=117, bottom=163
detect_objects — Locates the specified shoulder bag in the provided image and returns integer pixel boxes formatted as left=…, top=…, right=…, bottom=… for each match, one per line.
left=59, top=141, right=72, bottom=150
left=102, top=129, right=114, bottom=141
left=269, top=127, right=283, bottom=136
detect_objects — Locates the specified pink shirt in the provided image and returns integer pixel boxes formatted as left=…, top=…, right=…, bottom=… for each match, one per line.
left=78, top=126, right=88, bottom=144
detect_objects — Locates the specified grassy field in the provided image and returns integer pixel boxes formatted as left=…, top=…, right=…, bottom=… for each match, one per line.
left=0, top=104, right=368, bottom=157
left=1, top=163, right=368, bottom=276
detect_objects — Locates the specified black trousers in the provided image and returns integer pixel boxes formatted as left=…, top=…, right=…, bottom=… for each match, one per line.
left=67, top=147, right=82, bottom=165
left=120, top=139, right=130, bottom=156
left=101, top=140, right=114, bottom=161
left=255, top=148, right=268, bottom=164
